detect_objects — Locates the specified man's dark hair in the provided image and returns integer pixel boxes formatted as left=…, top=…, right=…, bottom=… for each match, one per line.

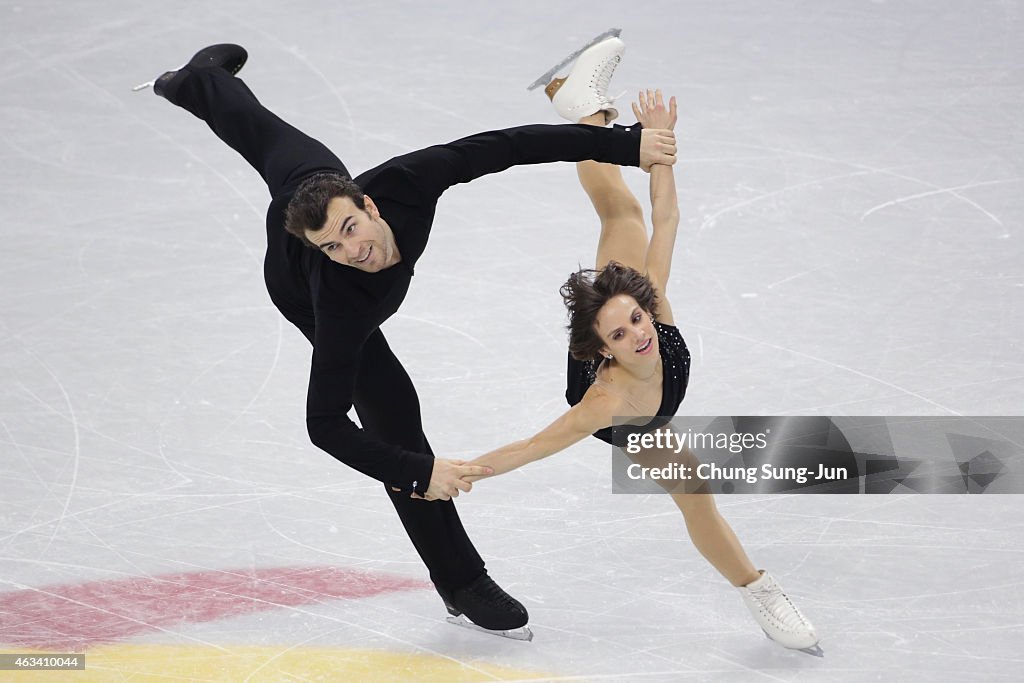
left=284, top=172, right=365, bottom=247
left=560, top=261, right=660, bottom=361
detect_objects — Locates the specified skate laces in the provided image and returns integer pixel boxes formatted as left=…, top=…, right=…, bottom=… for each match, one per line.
left=475, top=576, right=520, bottom=611
left=749, top=578, right=810, bottom=630
left=593, top=55, right=621, bottom=102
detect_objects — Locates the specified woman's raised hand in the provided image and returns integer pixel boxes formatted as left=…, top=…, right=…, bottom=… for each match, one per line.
left=632, top=89, right=677, bottom=131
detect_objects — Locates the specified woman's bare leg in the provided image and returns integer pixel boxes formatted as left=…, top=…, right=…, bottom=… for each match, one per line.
left=576, top=113, right=649, bottom=271
left=671, top=492, right=761, bottom=587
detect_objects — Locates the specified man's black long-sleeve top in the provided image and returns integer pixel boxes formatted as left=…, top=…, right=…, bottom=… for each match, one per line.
left=266, top=123, right=643, bottom=496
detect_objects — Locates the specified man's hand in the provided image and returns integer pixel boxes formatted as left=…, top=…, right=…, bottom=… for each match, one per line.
left=395, top=459, right=494, bottom=501
left=639, top=128, right=676, bottom=172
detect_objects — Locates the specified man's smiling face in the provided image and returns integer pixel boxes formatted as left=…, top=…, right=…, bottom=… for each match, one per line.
left=306, top=195, right=399, bottom=272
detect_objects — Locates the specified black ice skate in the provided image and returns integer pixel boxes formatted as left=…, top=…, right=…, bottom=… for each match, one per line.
left=133, top=43, right=248, bottom=98
left=440, top=574, right=533, bottom=641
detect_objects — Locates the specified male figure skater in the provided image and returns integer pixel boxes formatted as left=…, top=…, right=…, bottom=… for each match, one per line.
left=141, top=43, right=675, bottom=638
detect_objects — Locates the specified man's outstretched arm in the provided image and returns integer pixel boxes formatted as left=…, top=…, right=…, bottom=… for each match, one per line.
left=305, top=314, right=489, bottom=500
left=387, top=123, right=675, bottom=201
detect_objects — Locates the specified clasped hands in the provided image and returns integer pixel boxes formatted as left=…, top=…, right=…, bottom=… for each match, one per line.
left=392, top=458, right=492, bottom=502
left=636, top=89, right=679, bottom=172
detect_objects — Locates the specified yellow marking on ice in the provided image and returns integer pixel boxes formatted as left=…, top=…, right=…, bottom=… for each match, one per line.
left=1, top=645, right=550, bottom=681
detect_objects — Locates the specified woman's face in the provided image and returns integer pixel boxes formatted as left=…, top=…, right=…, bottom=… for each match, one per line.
left=594, top=294, right=658, bottom=364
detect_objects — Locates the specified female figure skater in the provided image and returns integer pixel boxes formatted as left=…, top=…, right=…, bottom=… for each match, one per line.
left=465, top=36, right=822, bottom=656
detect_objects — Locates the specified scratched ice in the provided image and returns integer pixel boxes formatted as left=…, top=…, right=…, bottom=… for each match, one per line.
left=1, top=1, right=1022, bottom=681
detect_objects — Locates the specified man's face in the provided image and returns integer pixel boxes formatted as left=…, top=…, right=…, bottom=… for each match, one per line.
left=305, top=195, right=395, bottom=272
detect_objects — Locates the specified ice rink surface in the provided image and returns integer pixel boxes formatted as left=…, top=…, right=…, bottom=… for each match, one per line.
left=1, top=0, right=1022, bottom=680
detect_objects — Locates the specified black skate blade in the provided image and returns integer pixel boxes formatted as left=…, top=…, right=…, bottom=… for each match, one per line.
left=526, top=27, right=622, bottom=90
left=762, top=629, right=823, bottom=657
left=446, top=615, right=534, bottom=641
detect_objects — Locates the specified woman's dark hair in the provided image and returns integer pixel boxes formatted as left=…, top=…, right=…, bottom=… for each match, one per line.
left=560, top=261, right=659, bottom=361
left=284, top=172, right=366, bottom=247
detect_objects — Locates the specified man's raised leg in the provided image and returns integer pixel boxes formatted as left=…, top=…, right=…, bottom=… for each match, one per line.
left=153, top=47, right=349, bottom=198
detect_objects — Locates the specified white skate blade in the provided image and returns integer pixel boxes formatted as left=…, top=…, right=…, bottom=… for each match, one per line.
left=527, top=27, right=622, bottom=90
left=762, top=629, right=823, bottom=657
left=132, top=60, right=188, bottom=92
left=446, top=615, right=534, bottom=641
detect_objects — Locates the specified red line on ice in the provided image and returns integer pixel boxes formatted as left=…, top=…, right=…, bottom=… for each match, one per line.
left=0, top=566, right=429, bottom=651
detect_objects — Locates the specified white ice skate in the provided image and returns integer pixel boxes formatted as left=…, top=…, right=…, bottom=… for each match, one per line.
left=737, top=570, right=822, bottom=657
left=445, top=614, right=534, bottom=641
left=527, top=28, right=622, bottom=90
left=534, top=33, right=625, bottom=123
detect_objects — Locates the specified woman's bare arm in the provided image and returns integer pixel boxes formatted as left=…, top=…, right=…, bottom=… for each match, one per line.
left=464, top=389, right=622, bottom=481
left=632, top=90, right=680, bottom=324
